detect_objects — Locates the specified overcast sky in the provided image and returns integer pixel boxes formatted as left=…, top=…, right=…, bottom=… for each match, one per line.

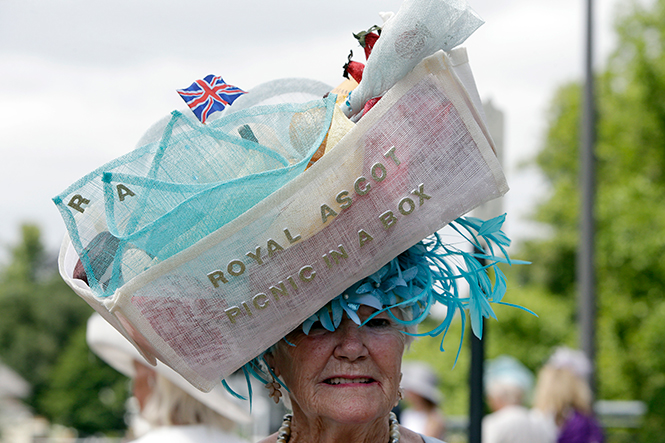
left=0, top=0, right=632, bottom=261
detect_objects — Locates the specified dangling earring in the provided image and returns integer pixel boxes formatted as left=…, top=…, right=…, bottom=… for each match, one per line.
left=394, top=388, right=404, bottom=408
left=396, top=373, right=404, bottom=403
left=265, top=374, right=283, bottom=403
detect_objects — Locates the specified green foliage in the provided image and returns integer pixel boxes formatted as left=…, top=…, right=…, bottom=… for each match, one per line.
left=405, top=314, right=469, bottom=416
left=39, top=325, right=129, bottom=436
left=517, top=82, right=582, bottom=298
left=404, top=264, right=574, bottom=417
left=0, top=223, right=128, bottom=436
left=0, top=225, right=92, bottom=404
left=1, top=224, right=45, bottom=282
left=498, top=0, right=665, bottom=440
left=408, top=1, right=665, bottom=440
left=485, top=276, right=576, bottom=370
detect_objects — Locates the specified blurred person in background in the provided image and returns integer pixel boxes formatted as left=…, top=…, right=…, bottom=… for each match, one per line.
left=533, top=347, right=604, bottom=443
left=483, top=355, right=556, bottom=443
left=86, top=313, right=251, bottom=443
left=399, top=362, right=446, bottom=440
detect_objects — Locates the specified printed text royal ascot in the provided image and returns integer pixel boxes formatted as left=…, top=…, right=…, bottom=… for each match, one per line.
left=212, top=146, right=433, bottom=325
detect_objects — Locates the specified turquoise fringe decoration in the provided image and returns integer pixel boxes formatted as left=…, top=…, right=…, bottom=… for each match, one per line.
left=224, top=213, right=531, bottom=403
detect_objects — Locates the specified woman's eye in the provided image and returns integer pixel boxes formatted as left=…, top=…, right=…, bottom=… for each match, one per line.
left=365, top=318, right=391, bottom=328
left=308, top=321, right=326, bottom=332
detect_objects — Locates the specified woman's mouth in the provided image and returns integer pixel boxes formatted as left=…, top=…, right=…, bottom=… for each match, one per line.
left=324, top=377, right=374, bottom=385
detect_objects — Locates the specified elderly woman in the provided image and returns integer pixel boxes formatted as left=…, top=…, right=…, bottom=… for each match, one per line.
left=263, top=309, right=416, bottom=442
left=239, top=218, right=518, bottom=443
left=53, top=1, right=525, bottom=443
left=252, top=244, right=458, bottom=443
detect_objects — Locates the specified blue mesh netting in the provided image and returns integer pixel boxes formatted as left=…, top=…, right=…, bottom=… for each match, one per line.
left=54, top=93, right=337, bottom=297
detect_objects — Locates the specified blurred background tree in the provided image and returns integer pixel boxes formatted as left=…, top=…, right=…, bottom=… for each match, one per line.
left=516, top=0, right=665, bottom=440
left=0, top=224, right=129, bottom=436
left=38, top=325, right=129, bottom=436
left=409, top=0, right=665, bottom=441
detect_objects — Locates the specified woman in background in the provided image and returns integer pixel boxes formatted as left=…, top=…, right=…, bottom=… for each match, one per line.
left=533, top=347, right=604, bottom=443
left=400, top=362, right=446, bottom=440
left=482, top=355, right=555, bottom=443
left=86, top=313, right=251, bottom=443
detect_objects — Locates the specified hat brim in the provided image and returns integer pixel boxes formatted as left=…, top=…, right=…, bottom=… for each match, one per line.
left=86, top=313, right=251, bottom=424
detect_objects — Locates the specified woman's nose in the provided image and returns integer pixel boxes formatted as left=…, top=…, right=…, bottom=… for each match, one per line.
left=332, top=320, right=369, bottom=361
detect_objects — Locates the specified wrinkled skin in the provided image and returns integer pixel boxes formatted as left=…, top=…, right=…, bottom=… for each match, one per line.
left=260, top=306, right=426, bottom=443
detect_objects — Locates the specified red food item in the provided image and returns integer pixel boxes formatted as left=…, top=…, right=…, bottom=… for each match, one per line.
left=353, top=25, right=382, bottom=60
left=361, top=32, right=380, bottom=60
left=342, top=50, right=365, bottom=83
left=344, top=60, right=365, bottom=83
left=363, top=96, right=381, bottom=115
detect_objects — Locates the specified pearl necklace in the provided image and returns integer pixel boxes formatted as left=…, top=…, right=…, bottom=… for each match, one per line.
left=275, top=411, right=400, bottom=443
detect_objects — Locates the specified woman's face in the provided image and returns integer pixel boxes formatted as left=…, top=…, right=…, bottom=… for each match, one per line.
left=269, top=306, right=405, bottom=425
left=132, top=360, right=156, bottom=411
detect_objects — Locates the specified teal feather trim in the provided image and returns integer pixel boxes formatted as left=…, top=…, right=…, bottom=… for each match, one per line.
left=224, top=214, right=531, bottom=403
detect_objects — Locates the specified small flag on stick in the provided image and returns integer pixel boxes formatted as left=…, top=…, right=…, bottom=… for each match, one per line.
left=177, top=75, right=246, bottom=123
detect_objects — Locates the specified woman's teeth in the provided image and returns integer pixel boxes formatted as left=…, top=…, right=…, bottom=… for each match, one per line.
left=326, top=377, right=372, bottom=385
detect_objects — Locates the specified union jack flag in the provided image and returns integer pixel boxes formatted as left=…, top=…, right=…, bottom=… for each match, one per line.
left=177, top=75, right=246, bottom=124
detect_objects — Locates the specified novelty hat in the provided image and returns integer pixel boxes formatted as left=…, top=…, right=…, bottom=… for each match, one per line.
left=55, top=0, right=522, bottom=393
